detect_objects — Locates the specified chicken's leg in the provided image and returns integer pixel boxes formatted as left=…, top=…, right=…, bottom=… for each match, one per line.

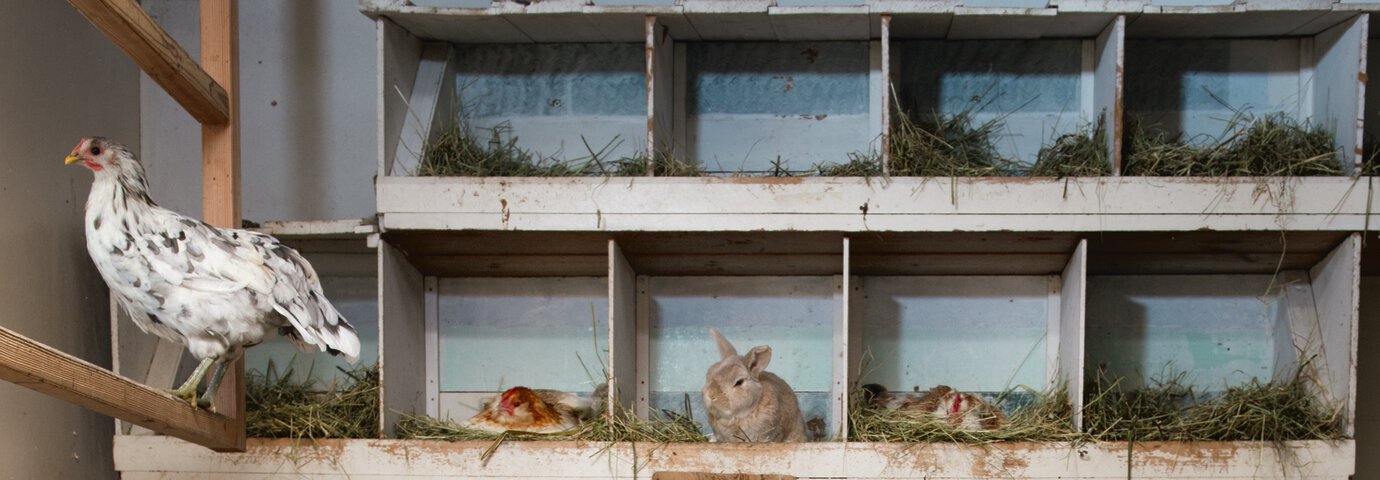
left=197, top=361, right=229, bottom=410
left=168, top=357, right=215, bottom=406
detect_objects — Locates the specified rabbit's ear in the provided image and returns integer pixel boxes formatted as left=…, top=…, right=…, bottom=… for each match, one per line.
left=710, top=328, right=738, bottom=359
left=745, top=345, right=772, bottom=375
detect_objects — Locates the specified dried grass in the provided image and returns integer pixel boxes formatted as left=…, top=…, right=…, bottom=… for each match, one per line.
left=1030, top=120, right=1111, bottom=177
left=1122, top=112, right=1342, bottom=177
left=1083, top=364, right=1344, bottom=442
left=888, top=104, right=1020, bottom=177
left=849, top=384, right=1081, bottom=444
left=244, top=362, right=380, bottom=440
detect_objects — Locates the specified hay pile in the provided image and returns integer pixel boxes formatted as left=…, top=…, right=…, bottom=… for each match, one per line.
left=1030, top=120, right=1110, bottom=177
left=814, top=151, right=884, bottom=177
left=888, top=106, right=1019, bottom=177
left=849, top=385, right=1081, bottom=444
left=1083, top=366, right=1343, bottom=442
left=417, top=119, right=705, bottom=177
left=1122, top=113, right=1341, bottom=177
left=245, top=363, right=380, bottom=440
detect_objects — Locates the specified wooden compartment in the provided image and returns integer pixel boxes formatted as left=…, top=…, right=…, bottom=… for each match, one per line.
left=1085, top=231, right=1361, bottom=435
left=1123, top=13, right=1368, bottom=172
left=847, top=233, right=1088, bottom=430
left=883, top=12, right=1124, bottom=172
left=618, top=232, right=847, bottom=440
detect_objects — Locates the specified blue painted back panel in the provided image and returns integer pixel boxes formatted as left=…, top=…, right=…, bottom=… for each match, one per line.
left=1086, top=275, right=1286, bottom=391
left=891, top=40, right=1084, bottom=164
left=1126, top=39, right=1304, bottom=141
left=859, top=276, right=1050, bottom=393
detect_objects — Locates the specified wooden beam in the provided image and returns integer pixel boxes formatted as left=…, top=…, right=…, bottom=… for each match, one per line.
left=0, top=326, right=240, bottom=451
left=67, top=0, right=230, bottom=125
left=200, top=0, right=245, bottom=452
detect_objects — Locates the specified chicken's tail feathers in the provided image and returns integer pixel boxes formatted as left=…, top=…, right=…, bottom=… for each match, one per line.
left=275, top=296, right=362, bottom=364
left=321, top=319, right=362, bottom=365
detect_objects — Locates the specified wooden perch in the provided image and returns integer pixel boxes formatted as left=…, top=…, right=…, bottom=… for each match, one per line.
left=67, top=0, right=230, bottom=125
left=0, top=326, right=242, bottom=451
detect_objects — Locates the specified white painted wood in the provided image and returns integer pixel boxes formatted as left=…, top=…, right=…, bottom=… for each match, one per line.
left=947, top=8, right=1058, bottom=39
left=867, top=40, right=883, bottom=159
left=1094, top=16, right=1124, bottom=174
left=1080, top=39, right=1095, bottom=122
left=880, top=15, right=891, bottom=174
left=840, top=238, right=865, bottom=439
left=830, top=273, right=847, bottom=440
left=379, top=18, right=423, bottom=178
left=424, top=276, right=440, bottom=418
left=767, top=9, right=872, bottom=41
left=1306, top=232, right=1361, bottom=436
left=609, top=240, right=637, bottom=413
left=253, top=218, right=377, bottom=237
left=377, top=176, right=1375, bottom=232
left=1058, top=239, right=1087, bottom=431
left=114, top=435, right=1356, bottom=478
left=1299, top=37, right=1316, bottom=122
left=1045, top=275, right=1062, bottom=393
left=648, top=16, right=674, bottom=168
left=635, top=275, right=651, bottom=418
left=380, top=240, right=427, bottom=436
left=1312, top=14, right=1367, bottom=173
left=390, top=44, right=455, bottom=177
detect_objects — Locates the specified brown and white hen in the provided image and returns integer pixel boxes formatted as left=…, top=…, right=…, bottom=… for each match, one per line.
left=465, top=386, right=598, bottom=433
left=66, top=137, right=361, bottom=409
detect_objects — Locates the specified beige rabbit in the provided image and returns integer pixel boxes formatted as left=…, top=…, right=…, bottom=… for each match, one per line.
left=702, top=328, right=806, bottom=442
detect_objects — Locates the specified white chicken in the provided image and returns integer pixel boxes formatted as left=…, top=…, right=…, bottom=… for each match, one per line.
left=66, top=137, right=361, bottom=409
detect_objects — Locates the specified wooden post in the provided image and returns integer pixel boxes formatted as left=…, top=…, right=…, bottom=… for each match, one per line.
left=200, top=0, right=245, bottom=451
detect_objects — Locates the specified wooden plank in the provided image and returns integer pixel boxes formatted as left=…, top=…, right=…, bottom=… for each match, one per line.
left=654, top=474, right=795, bottom=480
left=1059, top=239, right=1087, bottom=431
left=128, top=339, right=189, bottom=436
left=1311, top=14, right=1367, bottom=173
left=66, top=0, right=229, bottom=124
left=609, top=240, right=638, bottom=414
left=647, top=16, right=674, bottom=170
left=829, top=272, right=847, bottom=440
left=0, top=326, right=239, bottom=450
left=390, top=44, right=455, bottom=177
left=114, top=436, right=1357, bottom=478
left=844, top=272, right=865, bottom=439
left=635, top=275, right=651, bottom=418
left=880, top=15, right=891, bottom=174
left=379, top=240, right=427, bottom=436
left=198, top=0, right=244, bottom=452
left=1307, top=232, right=1361, bottom=436
left=379, top=18, right=424, bottom=177
left=424, top=276, right=440, bottom=418
left=1095, top=16, right=1124, bottom=174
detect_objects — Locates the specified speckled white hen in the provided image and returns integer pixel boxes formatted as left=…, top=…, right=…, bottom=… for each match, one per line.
left=66, top=137, right=360, bottom=409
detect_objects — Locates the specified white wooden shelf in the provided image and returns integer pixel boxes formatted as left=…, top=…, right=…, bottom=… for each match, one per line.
left=115, top=435, right=1356, bottom=479
left=378, top=176, right=1378, bottom=233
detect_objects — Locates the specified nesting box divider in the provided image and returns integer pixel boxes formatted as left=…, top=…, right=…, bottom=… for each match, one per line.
left=647, top=16, right=674, bottom=167
left=378, top=18, right=423, bottom=178
left=1313, top=15, right=1368, bottom=172
left=1304, top=233, right=1362, bottom=435
left=838, top=237, right=865, bottom=438
left=879, top=15, right=892, bottom=173
left=1094, top=16, right=1125, bottom=174
left=378, top=239, right=426, bottom=437
left=1058, top=239, right=1089, bottom=430
left=390, top=44, right=456, bottom=177
left=609, top=240, right=638, bottom=415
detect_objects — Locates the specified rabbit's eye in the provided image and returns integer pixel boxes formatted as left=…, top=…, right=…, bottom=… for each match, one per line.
left=734, top=379, right=745, bottom=387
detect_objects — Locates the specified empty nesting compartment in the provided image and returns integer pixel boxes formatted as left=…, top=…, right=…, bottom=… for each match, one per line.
left=1085, top=232, right=1359, bottom=433
left=684, top=41, right=874, bottom=174
left=450, top=43, right=647, bottom=164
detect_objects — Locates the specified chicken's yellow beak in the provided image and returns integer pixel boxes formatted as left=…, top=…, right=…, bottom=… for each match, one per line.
left=65, top=154, right=82, bottom=165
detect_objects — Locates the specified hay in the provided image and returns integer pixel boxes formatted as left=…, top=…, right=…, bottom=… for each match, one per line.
left=888, top=104, right=1020, bottom=177
left=417, top=119, right=631, bottom=177
left=244, top=362, right=380, bottom=440
left=1083, top=365, right=1344, bottom=442
left=1122, top=112, right=1342, bottom=177
left=814, top=151, right=884, bottom=177
left=396, top=396, right=706, bottom=462
left=1030, top=120, right=1111, bottom=177
left=609, top=151, right=706, bottom=177
left=849, top=384, right=1081, bottom=444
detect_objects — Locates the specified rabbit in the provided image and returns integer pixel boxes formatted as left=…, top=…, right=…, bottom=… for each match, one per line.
left=702, top=328, right=806, bottom=442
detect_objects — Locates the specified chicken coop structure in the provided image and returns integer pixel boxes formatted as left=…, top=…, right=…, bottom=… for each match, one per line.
left=104, top=0, right=1380, bottom=478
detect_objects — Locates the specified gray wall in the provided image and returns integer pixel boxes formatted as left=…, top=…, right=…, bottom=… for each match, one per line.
left=141, top=0, right=378, bottom=222
left=0, top=1, right=140, bottom=479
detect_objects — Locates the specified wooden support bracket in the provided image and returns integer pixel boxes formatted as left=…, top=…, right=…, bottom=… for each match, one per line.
left=0, top=326, right=241, bottom=451
left=67, top=0, right=230, bottom=125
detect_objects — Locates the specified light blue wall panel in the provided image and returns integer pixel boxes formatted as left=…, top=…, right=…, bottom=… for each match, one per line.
left=454, top=44, right=646, bottom=162
left=246, top=276, right=380, bottom=385
left=687, top=42, right=872, bottom=172
left=1086, top=275, right=1286, bottom=392
left=891, top=40, right=1085, bottom=166
left=1126, top=39, right=1304, bottom=142
left=859, top=276, right=1049, bottom=394
left=437, top=277, right=609, bottom=393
